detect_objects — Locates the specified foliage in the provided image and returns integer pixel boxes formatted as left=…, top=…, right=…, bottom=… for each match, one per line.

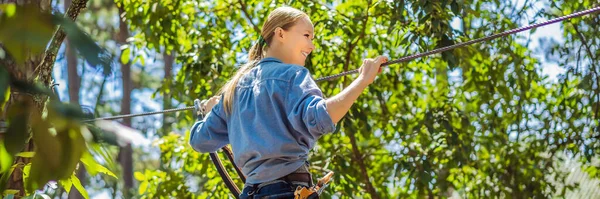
left=134, top=133, right=238, bottom=198
left=116, top=0, right=600, bottom=198
left=1, top=0, right=599, bottom=198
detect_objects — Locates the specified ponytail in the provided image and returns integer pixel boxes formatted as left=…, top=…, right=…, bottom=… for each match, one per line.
left=219, top=39, right=266, bottom=115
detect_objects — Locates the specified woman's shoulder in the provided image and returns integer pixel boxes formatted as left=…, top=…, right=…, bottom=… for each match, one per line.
left=259, top=62, right=310, bottom=81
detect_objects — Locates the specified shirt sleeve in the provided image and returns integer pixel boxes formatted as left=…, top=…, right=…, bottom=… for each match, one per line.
left=189, top=98, right=229, bottom=153
left=286, top=67, right=336, bottom=139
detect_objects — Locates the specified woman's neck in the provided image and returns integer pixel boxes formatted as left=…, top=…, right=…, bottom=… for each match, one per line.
left=264, top=49, right=291, bottom=64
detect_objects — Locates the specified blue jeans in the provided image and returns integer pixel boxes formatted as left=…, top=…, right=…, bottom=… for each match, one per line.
left=239, top=181, right=308, bottom=199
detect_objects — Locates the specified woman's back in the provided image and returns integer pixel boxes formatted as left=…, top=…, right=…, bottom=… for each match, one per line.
left=190, top=57, right=335, bottom=184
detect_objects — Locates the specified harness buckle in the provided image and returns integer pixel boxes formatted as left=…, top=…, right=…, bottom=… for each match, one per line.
left=293, top=171, right=334, bottom=199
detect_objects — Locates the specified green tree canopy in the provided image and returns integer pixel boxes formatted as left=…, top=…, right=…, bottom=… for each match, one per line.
left=1, top=0, right=599, bottom=198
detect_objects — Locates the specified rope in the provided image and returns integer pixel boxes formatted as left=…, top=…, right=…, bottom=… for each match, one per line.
left=81, top=6, right=600, bottom=122
left=314, top=6, right=600, bottom=82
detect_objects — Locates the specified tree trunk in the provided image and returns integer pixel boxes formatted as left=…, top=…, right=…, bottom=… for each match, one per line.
left=66, top=33, right=80, bottom=103
left=162, top=51, right=174, bottom=136
left=116, top=5, right=134, bottom=197
left=2, top=35, right=41, bottom=199
left=63, top=0, right=86, bottom=197
left=0, top=0, right=87, bottom=197
left=2, top=0, right=52, bottom=197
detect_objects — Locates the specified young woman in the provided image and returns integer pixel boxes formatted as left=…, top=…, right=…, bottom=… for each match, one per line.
left=189, top=6, right=387, bottom=198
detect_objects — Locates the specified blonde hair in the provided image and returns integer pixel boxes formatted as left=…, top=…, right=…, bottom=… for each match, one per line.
left=219, top=6, right=309, bottom=115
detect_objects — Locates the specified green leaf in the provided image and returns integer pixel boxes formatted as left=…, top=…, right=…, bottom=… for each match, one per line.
left=138, top=55, right=145, bottom=66
left=3, top=194, right=15, bottom=199
left=47, top=101, right=88, bottom=120
left=57, top=128, right=86, bottom=180
left=70, top=173, right=89, bottom=199
left=15, top=152, right=35, bottom=158
left=451, top=0, right=460, bottom=15
left=5, top=100, right=30, bottom=155
left=0, top=4, right=54, bottom=63
left=26, top=154, right=52, bottom=193
left=0, top=4, right=16, bottom=17
left=138, top=181, right=148, bottom=195
left=26, top=110, right=65, bottom=193
left=134, top=171, right=146, bottom=181
left=0, top=141, right=13, bottom=173
left=39, top=103, right=87, bottom=181
left=3, top=190, right=19, bottom=196
left=121, top=47, right=131, bottom=65
left=92, top=163, right=117, bottom=179
left=86, top=125, right=119, bottom=146
left=0, top=87, right=8, bottom=114
left=80, top=152, right=117, bottom=179
left=22, top=163, right=30, bottom=194
left=30, top=115, right=60, bottom=170
left=0, top=159, right=16, bottom=194
left=59, top=178, right=72, bottom=193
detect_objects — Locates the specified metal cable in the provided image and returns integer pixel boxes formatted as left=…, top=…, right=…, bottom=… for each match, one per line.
left=83, top=6, right=600, bottom=122
left=314, top=6, right=600, bottom=82
left=82, top=106, right=194, bottom=123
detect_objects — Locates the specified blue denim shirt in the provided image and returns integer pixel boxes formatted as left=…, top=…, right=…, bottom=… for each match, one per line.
left=189, top=57, right=336, bottom=184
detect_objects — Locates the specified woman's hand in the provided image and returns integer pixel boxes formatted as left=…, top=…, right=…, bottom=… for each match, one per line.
left=357, top=55, right=388, bottom=86
left=203, top=96, right=221, bottom=114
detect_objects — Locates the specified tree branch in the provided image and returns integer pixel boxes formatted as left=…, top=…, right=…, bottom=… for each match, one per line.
left=35, top=0, right=89, bottom=86
left=308, top=0, right=351, bottom=20
left=238, top=0, right=261, bottom=35
left=572, top=24, right=600, bottom=121
left=348, top=128, right=381, bottom=199
left=375, top=91, right=389, bottom=116
left=343, top=3, right=380, bottom=198
left=342, top=1, right=371, bottom=86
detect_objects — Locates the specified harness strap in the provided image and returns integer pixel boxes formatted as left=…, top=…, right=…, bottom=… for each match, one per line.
left=209, top=152, right=241, bottom=197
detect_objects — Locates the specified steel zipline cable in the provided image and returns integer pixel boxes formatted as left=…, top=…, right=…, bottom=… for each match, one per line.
left=82, top=6, right=600, bottom=123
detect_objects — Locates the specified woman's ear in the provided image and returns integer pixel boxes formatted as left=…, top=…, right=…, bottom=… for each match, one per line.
left=273, top=27, right=285, bottom=41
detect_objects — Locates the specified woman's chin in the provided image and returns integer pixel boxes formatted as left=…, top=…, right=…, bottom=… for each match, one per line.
left=292, top=59, right=306, bottom=66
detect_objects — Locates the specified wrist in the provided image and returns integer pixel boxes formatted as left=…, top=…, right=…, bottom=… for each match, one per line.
left=355, top=76, right=371, bottom=88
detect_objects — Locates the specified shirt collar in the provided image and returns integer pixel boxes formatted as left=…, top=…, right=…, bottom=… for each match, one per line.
left=257, top=57, right=283, bottom=65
